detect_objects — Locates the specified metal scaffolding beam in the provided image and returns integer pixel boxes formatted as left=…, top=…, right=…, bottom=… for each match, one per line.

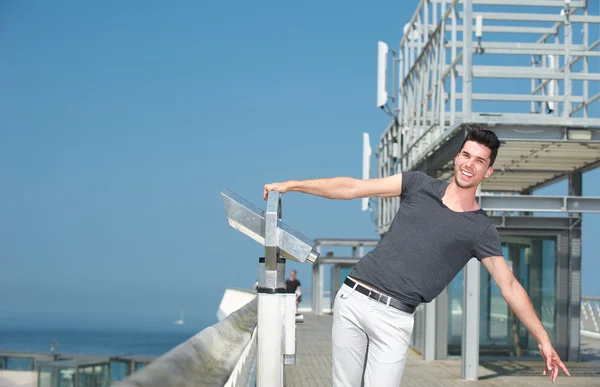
left=490, top=215, right=573, bottom=230
left=379, top=0, right=600, bottom=203
left=314, top=238, right=379, bottom=247
left=479, top=194, right=600, bottom=213
left=472, top=0, right=585, bottom=6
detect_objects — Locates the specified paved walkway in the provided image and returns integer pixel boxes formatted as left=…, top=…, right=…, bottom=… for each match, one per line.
left=285, top=313, right=600, bottom=386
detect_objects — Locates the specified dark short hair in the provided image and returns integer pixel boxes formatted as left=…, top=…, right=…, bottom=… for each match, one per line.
left=459, top=127, right=501, bottom=167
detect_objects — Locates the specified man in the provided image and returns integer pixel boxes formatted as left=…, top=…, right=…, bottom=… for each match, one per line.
left=285, top=269, right=302, bottom=311
left=264, top=128, right=570, bottom=386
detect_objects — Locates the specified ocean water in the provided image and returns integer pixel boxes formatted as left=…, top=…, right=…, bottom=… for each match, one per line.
left=0, top=327, right=207, bottom=358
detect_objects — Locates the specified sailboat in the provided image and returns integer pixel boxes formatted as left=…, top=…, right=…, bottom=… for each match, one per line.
left=174, top=310, right=185, bottom=325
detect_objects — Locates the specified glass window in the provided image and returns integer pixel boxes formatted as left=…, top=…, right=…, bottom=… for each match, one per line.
left=77, top=366, right=95, bottom=387
left=485, top=244, right=509, bottom=345
left=6, top=356, right=34, bottom=370
left=38, top=366, right=54, bottom=387
left=95, top=365, right=109, bottom=387
left=110, top=360, right=130, bottom=381
left=58, top=367, right=75, bottom=387
left=447, top=237, right=557, bottom=358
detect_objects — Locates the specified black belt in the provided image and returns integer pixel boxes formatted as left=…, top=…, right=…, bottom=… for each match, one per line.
left=344, top=278, right=416, bottom=314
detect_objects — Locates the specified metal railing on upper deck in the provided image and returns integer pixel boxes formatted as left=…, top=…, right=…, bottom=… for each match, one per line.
left=581, top=296, right=600, bottom=339
left=375, top=0, right=600, bottom=233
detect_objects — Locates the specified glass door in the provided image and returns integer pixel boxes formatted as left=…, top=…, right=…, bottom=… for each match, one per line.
left=447, top=235, right=556, bottom=358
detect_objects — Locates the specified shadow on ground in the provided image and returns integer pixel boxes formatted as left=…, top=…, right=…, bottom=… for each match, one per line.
left=580, top=339, right=600, bottom=362
left=479, top=359, right=600, bottom=380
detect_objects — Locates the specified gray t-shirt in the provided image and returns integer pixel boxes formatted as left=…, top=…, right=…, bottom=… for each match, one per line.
left=349, top=171, right=502, bottom=306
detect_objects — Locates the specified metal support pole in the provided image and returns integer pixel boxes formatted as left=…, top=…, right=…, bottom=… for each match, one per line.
left=563, top=2, right=572, bottom=117
left=313, top=244, right=323, bottom=315
left=257, top=192, right=286, bottom=387
left=554, top=33, right=560, bottom=117
left=450, top=4, right=457, bottom=123
left=318, top=257, right=325, bottom=313
left=528, top=241, right=543, bottom=352
left=556, top=232, right=570, bottom=359
left=568, top=172, right=582, bottom=361
left=462, top=0, right=473, bottom=118
left=461, top=258, right=480, bottom=380
left=583, top=6, right=589, bottom=118
left=221, top=189, right=320, bottom=387
left=436, top=287, right=449, bottom=360
left=424, top=298, right=437, bottom=360
left=312, top=260, right=320, bottom=314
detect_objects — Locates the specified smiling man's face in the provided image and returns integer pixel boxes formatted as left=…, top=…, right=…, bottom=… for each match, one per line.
left=454, top=140, right=494, bottom=189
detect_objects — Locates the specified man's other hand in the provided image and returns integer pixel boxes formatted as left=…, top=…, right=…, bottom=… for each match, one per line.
left=539, top=342, right=570, bottom=383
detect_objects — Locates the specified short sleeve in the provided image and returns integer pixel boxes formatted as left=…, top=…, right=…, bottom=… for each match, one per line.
left=401, top=171, right=429, bottom=198
left=472, top=221, right=502, bottom=261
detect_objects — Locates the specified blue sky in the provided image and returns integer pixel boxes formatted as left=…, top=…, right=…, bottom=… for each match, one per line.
left=1, top=1, right=599, bottom=331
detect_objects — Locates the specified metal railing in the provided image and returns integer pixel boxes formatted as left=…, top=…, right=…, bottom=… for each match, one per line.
left=581, top=296, right=600, bottom=338
left=116, top=298, right=258, bottom=387
left=396, top=0, right=600, bottom=171
left=113, top=290, right=600, bottom=386
left=224, top=326, right=258, bottom=387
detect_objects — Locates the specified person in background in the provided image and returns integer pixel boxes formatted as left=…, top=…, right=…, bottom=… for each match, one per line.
left=285, top=269, right=302, bottom=312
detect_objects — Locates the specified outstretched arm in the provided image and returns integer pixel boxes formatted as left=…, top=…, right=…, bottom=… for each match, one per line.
left=481, top=255, right=570, bottom=383
left=263, top=174, right=403, bottom=200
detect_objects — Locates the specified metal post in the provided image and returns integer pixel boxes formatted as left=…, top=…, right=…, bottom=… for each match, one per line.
left=424, top=299, right=437, bottom=360
left=221, top=189, right=320, bottom=387
left=403, top=40, right=409, bottom=116
left=462, top=0, right=473, bottom=118
left=461, top=258, right=480, bottom=380
left=554, top=33, right=560, bottom=117
left=435, top=287, right=449, bottom=360
left=530, top=54, right=537, bottom=114
left=312, top=260, right=319, bottom=313
left=257, top=192, right=286, bottom=387
left=422, top=3, right=429, bottom=149
left=563, top=2, right=572, bottom=117
left=556, top=232, right=570, bottom=359
left=568, top=172, right=582, bottom=361
left=583, top=6, right=589, bottom=118
left=450, top=4, right=457, bottom=123
left=313, top=245, right=323, bottom=315
left=438, top=0, right=447, bottom=138
left=399, top=45, right=405, bottom=120
left=318, top=256, right=325, bottom=314
left=528, top=241, right=543, bottom=352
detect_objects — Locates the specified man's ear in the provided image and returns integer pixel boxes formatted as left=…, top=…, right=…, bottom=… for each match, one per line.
left=484, top=166, right=494, bottom=179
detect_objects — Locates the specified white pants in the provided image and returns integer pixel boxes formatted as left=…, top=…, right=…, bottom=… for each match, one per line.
left=332, top=283, right=414, bottom=387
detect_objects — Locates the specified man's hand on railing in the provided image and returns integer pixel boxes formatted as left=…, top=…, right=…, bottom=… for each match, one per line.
left=538, top=341, right=570, bottom=383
